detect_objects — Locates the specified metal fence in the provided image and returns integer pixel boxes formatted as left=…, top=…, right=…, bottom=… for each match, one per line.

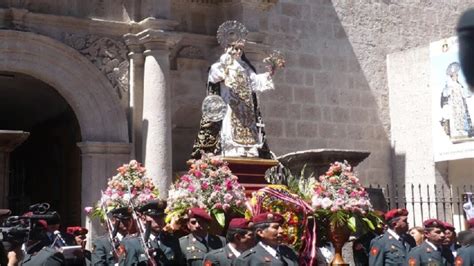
left=368, top=183, right=473, bottom=230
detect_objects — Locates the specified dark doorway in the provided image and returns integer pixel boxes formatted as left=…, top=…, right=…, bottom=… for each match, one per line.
left=0, top=71, right=82, bottom=227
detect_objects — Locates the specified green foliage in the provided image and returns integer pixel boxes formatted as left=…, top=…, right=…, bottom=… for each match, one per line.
left=264, top=163, right=315, bottom=199
left=211, top=209, right=226, bottom=227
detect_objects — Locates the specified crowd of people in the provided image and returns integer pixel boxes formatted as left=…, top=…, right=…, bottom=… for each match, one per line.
left=2, top=200, right=474, bottom=265
left=352, top=208, right=474, bottom=266
left=0, top=199, right=300, bottom=266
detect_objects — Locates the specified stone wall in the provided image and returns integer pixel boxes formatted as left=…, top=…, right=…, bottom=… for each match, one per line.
left=170, top=0, right=474, bottom=185
left=3, top=0, right=474, bottom=186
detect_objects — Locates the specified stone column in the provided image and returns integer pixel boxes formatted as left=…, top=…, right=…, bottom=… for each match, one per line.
left=77, top=141, right=131, bottom=241
left=125, top=37, right=145, bottom=162
left=136, top=30, right=180, bottom=198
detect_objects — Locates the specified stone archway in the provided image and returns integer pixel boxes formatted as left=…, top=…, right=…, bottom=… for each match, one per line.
left=0, top=30, right=131, bottom=228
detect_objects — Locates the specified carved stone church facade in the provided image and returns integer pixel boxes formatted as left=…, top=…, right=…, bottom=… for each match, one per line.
left=0, top=0, right=472, bottom=231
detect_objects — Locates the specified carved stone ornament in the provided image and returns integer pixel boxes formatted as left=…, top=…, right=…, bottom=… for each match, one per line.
left=64, top=33, right=129, bottom=99
left=177, top=45, right=205, bottom=59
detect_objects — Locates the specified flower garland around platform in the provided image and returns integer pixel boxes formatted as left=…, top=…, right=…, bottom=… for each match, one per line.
left=247, top=185, right=312, bottom=251
left=311, top=161, right=383, bottom=237
left=88, top=160, right=159, bottom=221
left=166, top=153, right=247, bottom=227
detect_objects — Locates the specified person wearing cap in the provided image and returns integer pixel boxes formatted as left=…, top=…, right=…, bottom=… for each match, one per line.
left=441, top=222, right=460, bottom=265
left=179, top=207, right=226, bottom=266
left=136, top=199, right=183, bottom=265
left=368, top=208, right=411, bottom=266
left=454, top=230, right=474, bottom=266
left=234, top=212, right=298, bottom=266
left=407, top=218, right=446, bottom=266
left=203, top=218, right=255, bottom=266
left=91, top=206, right=140, bottom=265
left=67, top=226, right=91, bottom=264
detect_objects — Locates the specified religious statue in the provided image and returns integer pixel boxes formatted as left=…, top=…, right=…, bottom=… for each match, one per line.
left=440, top=62, right=473, bottom=140
left=191, top=21, right=285, bottom=159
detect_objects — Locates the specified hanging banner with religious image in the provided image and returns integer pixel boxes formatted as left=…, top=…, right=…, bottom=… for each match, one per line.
left=431, top=36, right=474, bottom=161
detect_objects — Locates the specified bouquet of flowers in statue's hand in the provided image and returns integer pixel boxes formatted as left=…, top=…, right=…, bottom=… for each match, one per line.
left=166, top=153, right=247, bottom=227
left=311, top=161, right=383, bottom=235
left=90, top=160, right=159, bottom=221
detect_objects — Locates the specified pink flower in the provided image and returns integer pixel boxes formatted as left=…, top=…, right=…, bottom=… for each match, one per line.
left=225, top=180, right=233, bottom=190
left=194, top=171, right=202, bottom=178
left=334, top=198, right=345, bottom=206
left=337, top=188, right=345, bottom=195
left=214, top=203, right=223, bottom=209
left=201, top=182, right=209, bottom=190
left=84, top=206, right=93, bottom=214
left=188, top=185, right=196, bottom=193
left=223, top=204, right=230, bottom=211
left=180, top=175, right=190, bottom=182
left=214, top=185, right=222, bottom=191
left=224, top=193, right=233, bottom=203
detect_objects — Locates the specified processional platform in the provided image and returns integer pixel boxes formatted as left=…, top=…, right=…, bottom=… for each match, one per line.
left=222, top=157, right=279, bottom=195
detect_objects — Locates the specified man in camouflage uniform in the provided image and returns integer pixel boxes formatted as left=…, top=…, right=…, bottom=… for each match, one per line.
left=369, top=208, right=411, bottom=265
left=407, top=218, right=446, bottom=266
left=234, top=212, right=299, bottom=266
left=179, top=208, right=226, bottom=265
left=203, top=218, right=254, bottom=266
left=136, top=199, right=183, bottom=265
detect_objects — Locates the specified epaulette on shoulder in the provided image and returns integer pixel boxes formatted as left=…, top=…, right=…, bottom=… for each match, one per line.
left=241, top=249, right=256, bottom=257
left=179, top=235, right=189, bottom=242
left=374, top=234, right=384, bottom=240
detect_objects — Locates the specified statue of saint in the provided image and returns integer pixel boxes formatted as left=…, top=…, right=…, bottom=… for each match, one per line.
left=191, top=21, right=284, bottom=159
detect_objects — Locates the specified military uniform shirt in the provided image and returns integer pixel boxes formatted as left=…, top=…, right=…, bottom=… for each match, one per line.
left=203, top=244, right=239, bottom=266
left=234, top=242, right=299, bottom=266
left=119, top=235, right=148, bottom=266
left=179, top=233, right=226, bottom=266
left=369, top=229, right=411, bottom=266
left=407, top=240, right=443, bottom=266
left=149, top=231, right=184, bottom=265
left=454, top=244, right=474, bottom=266
left=91, top=235, right=116, bottom=266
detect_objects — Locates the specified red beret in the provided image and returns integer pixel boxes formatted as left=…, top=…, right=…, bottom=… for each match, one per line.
left=468, top=218, right=474, bottom=229
left=228, top=218, right=252, bottom=230
left=443, top=222, right=455, bottom=232
left=37, top=219, right=48, bottom=229
left=423, top=219, right=445, bottom=229
left=252, top=212, right=284, bottom=225
left=189, top=208, right=212, bottom=222
left=67, top=226, right=88, bottom=236
left=384, top=208, right=408, bottom=222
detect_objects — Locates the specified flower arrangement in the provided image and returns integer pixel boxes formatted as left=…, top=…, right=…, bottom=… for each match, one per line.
left=311, top=161, right=382, bottom=235
left=89, top=160, right=159, bottom=221
left=247, top=185, right=312, bottom=250
left=263, top=50, right=286, bottom=71
left=166, top=153, right=247, bottom=227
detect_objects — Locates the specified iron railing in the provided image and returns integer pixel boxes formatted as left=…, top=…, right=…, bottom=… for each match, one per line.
left=369, top=183, right=473, bottom=230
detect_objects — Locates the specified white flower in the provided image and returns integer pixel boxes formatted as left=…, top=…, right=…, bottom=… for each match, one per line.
left=312, top=197, right=322, bottom=208
left=321, top=197, right=333, bottom=209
